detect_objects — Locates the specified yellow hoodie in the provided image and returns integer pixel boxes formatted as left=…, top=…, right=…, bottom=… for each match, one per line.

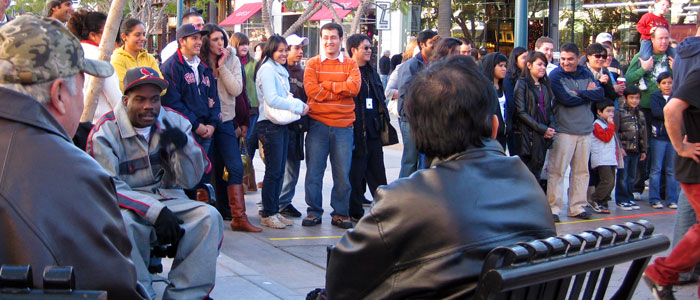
left=111, top=47, right=163, bottom=91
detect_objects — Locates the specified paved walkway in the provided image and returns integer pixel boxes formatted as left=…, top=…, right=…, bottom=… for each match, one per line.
left=154, top=117, right=697, bottom=300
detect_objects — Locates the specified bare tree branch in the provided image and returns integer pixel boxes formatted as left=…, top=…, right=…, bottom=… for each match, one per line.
left=283, top=0, right=323, bottom=37
left=349, top=0, right=370, bottom=35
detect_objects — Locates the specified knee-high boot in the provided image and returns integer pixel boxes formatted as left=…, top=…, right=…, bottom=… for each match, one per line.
left=229, top=184, right=262, bottom=232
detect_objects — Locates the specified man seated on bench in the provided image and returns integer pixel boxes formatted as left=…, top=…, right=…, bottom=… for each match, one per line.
left=0, top=16, right=145, bottom=300
left=324, top=55, right=557, bottom=299
left=88, top=67, right=224, bottom=300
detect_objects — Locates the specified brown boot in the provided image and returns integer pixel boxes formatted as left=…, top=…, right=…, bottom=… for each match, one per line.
left=228, top=184, right=262, bottom=232
left=196, top=188, right=209, bottom=203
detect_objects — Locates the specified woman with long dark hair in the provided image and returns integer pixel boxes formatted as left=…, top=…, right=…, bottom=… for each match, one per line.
left=111, top=18, right=162, bottom=91
left=513, top=51, right=556, bottom=179
left=480, top=52, right=508, bottom=148
left=504, top=47, right=528, bottom=155
left=68, top=9, right=122, bottom=124
left=254, top=35, right=308, bottom=229
left=201, top=24, right=261, bottom=232
left=231, top=32, right=261, bottom=191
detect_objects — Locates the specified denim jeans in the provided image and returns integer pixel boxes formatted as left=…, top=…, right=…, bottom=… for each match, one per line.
left=380, top=74, right=389, bottom=89
left=279, top=130, right=301, bottom=209
left=304, top=119, right=353, bottom=218
left=245, top=113, right=259, bottom=157
left=256, top=120, right=289, bottom=217
left=615, top=151, right=640, bottom=204
left=399, top=120, right=419, bottom=178
left=194, top=135, right=213, bottom=186
left=649, top=138, right=680, bottom=204
left=214, top=121, right=244, bottom=185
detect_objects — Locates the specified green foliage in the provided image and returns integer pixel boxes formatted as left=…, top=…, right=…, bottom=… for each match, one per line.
left=12, top=0, right=47, bottom=16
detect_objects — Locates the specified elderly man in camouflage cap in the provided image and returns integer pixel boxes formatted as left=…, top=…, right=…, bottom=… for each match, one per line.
left=0, top=16, right=147, bottom=299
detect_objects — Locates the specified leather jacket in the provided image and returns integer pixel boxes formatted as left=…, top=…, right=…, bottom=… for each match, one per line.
left=513, top=77, right=554, bottom=136
left=326, top=139, right=557, bottom=299
left=0, top=87, right=145, bottom=299
left=614, top=104, right=648, bottom=153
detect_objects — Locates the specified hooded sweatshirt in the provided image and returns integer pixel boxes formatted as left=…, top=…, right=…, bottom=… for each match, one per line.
left=549, top=65, right=605, bottom=135
left=673, top=36, right=700, bottom=94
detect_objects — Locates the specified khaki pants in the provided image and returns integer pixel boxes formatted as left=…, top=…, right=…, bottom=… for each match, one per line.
left=547, top=132, right=591, bottom=216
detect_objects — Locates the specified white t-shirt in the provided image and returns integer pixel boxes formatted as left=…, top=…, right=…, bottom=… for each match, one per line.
left=160, top=40, right=178, bottom=63
left=134, top=126, right=151, bottom=141
left=498, top=93, right=506, bottom=121
left=185, top=55, right=201, bottom=84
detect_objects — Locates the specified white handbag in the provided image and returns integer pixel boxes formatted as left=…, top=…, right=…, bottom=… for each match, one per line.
left=387, top=98, right=399, bottom=117
left=259, top=70, right=301, bottom=125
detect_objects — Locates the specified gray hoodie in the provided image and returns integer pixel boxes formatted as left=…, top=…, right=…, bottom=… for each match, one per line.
left=673, top=36, right=700, bottom=94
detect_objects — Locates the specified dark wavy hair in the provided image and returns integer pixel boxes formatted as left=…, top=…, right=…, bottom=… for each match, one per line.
left=429, top=37, right=462, bottom=64
left=506, top=47, right=527, bottom=80
left=522, top=51, right=551, bottom=86
left=67, top=9, right=107, bottom=41
left=201, top=24, right=229, bottom=68
left=254, top=35, right=287, bottom=79
left=405, top=55, right=495, bottom=158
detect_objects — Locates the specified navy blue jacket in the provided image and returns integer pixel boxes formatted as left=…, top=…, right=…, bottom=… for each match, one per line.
left=650, top=90, right=670, bottom=141
left=161, top=49, right=221, bottom=131
left=549, top=65, right=604, bottom=135
left=397, top=52, right=427, bottom=122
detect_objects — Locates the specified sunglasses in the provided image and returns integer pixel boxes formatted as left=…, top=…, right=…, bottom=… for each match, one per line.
left=362, top=46, right=371, bottom=50
left=592, top=53, right=608, bottom=59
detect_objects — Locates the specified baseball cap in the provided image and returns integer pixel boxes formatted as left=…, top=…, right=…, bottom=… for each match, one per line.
left=123, top=67, right=169, bottom=94
left=44, top=0, right=71, bottom=17
left=0, top=16, right=114, bottom=84
left=176, top=23, right=209, bottom=40
left=286, top=34, right=309, bottom=47
left=596, top=32, right=613, bottom=44
left=183, top=7, right=204, bottom=19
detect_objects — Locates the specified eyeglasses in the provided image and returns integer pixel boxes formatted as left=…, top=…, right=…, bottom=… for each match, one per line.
left=362, top=46, right=371, bottom=50
left=593, top=53, right=607, bottom=59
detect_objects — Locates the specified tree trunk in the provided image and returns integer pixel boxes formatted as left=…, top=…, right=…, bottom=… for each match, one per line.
left=261, top=0, right=274, bottom=37
left=349, top=0, right=370, bottom=35
left=438, top=0, right=452, bottom=37
left=81, top=0, right=127, bottom=122
left=320, top=0, right=343, bottom=24
left=283, top=0, right=323, bottom=37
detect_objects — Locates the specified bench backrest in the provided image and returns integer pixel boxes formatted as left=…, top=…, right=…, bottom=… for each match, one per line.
left=0, top=265, right=107, bottom=299
left=473, top=220, right=670, bottom=300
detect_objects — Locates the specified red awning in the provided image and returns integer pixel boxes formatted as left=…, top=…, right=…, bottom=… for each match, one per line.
left=219, top=2, right=263, bottom=26
left=309, top=0, right=359, bottom=21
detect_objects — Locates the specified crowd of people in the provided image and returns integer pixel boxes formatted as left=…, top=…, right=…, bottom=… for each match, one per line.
left=5, top=0, right=700, bottom=298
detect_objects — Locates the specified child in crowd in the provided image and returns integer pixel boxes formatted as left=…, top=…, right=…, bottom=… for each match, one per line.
left=615, top=86, right=648, bottom=210
left=589, top=100, right=620, bottom=214
left=636, top=0, right=673, bottom=90
left=649, top=72, right=680, bottom=209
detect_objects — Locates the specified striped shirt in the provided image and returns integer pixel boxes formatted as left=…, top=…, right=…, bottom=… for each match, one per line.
left=303, top=54, right=361, bottom=127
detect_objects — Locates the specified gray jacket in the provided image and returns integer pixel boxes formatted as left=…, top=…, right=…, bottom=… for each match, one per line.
left=673, top=36, right=700, bottom=94
left=397, top=52, right=426, bottom=121
left=549, top=65, right=605, bottom=135
left=0, top=87, right=145, bottom=299
left=87, top=102, right=210, bottom=224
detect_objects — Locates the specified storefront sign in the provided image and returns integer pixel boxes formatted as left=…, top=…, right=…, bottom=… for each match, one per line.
left=376, top=1, right=391, bottom=30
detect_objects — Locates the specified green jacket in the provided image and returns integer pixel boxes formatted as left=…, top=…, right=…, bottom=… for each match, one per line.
left=625, top=52, right=671, bottom=108
left=244, top=59, right=258, bottom=108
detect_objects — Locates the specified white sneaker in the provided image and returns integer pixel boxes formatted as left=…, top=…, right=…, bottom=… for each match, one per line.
left=633, top=192, right=642, bottom=201
left=629, top=200, right=641, bottom=210
left=639, top=78, right=648, bottom=91
left=275, top=213, right=294, bottom=226
left=261, top=216, right=286, bottom=229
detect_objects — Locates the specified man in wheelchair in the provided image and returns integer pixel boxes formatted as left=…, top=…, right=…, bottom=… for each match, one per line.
left=88, top=67, right=224, bottom=300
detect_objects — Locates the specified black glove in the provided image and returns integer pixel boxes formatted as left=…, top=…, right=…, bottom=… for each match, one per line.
left=160, top=119, right=187, bottom=150
left=153, top=207, right=185, bottom=246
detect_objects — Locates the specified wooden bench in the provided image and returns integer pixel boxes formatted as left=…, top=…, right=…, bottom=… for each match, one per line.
left=474, top=220, right=670, bottom=300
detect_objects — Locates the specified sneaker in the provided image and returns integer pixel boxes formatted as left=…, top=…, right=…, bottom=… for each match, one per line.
left=279, top=204, right=302, bottom=217
left=572, top=211, right=592, bottom=220
left=331, top=215, right=354, bottom=229
left=639, top=78, right=648, bottom=91
left=362, top=198, right=372, bottom=207
left=589, top=202, right=603, bottom=213
left=552, top=214, right=560, bottom=223
left=642, top=273, right=675, bottom=300
left=651, top=201, right=664, bottom=209
left=668, top=203, right=678, bottom=209
left=629, top=200, right=641, bottom=210
left=599, top=204, right=611, bottom=214
left=301, top=215, right=322, bottom=227
left=350, top=216, right=361, bottom=223
left=633, top=192, right=642, bottom=201
left=617, top=202, right=634, bottom=211
left=261, top=216, right=286, bottom=229
left=275, top=213, right=294, bottom=226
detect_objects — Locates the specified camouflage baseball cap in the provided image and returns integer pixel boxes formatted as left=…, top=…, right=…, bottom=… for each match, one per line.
left=0, top=15, right=114, bottom=84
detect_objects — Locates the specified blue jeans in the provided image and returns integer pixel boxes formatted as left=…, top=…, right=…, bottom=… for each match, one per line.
left=245, top=113, right=259, bottom=157
left=194, top=135, right=213, bottom=186
left=380, top=74, right=389, bottom=89
left=615, top=151, right=640, bottom=204
left=256, top=120, right=289, bottom=217
left=649, top=138, right=680, bottom=204
left=640, top=39, right=676, bottom=61
left=673, top=191, right=695, bottom=247
left=304, top=119, right=353, bottom=218
left=399, top=120, right=419, bottom=178
left=279, top=131, right=301, bottom=209
left=214, top=121, right=243, bottom=185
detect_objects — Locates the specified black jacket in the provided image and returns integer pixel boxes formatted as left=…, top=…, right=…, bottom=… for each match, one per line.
left=326, top=139, right=557, bottom=299
left=354, top=64, right=393, bottom=156
left=513, top=78, right=555, bottom=136
left=650, top=91, right=670, bottom=141
left=379, top=55, right=391, bottom=75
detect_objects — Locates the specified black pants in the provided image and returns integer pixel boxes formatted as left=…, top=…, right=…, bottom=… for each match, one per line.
left=634, top=107, right=652, bottom=193
left=592, top=166, right=616, bottom=204
left=349, top=136, right=387, bottom=219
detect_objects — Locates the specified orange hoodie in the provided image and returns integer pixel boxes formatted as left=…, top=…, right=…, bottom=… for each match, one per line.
left=303, top=54, right=361, bottom=127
